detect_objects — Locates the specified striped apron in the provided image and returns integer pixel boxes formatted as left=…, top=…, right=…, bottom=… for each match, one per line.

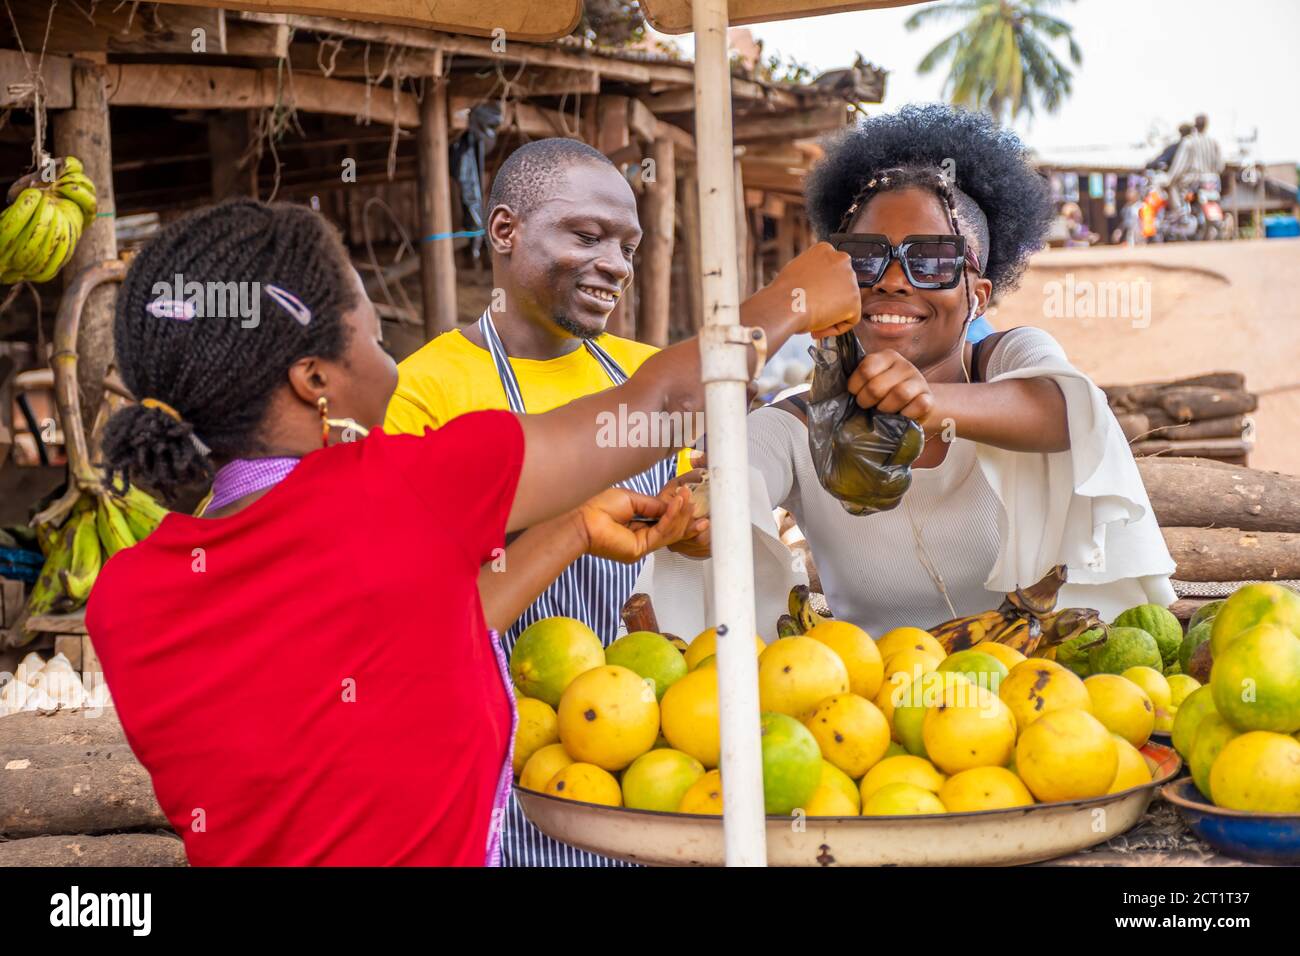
left=478, top=309, right=677, bottom=867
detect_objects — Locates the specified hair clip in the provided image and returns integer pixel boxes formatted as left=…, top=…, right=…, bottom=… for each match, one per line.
left=265, top=285, right=312, bottom=326
left=147, top=299, right=197, bottom=321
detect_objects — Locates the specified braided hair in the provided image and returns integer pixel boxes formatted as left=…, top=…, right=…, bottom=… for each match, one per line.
left=102, top=198, right=357, bottom=500
left=806, top=104, right=1054, bottom=297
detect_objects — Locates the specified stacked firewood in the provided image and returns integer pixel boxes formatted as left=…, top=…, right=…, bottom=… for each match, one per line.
left=1106, top=372, right=1257, bottom=464
left=0, top=708, right=186, bottom=866
left=1138, top=457, right=1300, bottom=617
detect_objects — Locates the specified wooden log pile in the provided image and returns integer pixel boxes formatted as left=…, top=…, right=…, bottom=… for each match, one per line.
left=0, top=708, right=185, bottom=866
left=1106, top=372, right=1257, bottom=464
left=1138, top=457, right=1300, bottom=586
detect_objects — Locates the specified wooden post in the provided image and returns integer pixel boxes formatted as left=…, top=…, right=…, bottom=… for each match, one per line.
left=54, top=59, right=117, bottom=434
left=679, top=171, right=703, bottom=332
left=208, top=111, right=256, bottom=200
left=417, top=67, right=456, bottom=339
left=777, top=204, right=796, bottom=268
left=638, top=137, right=676, bottom=348
left=692, top=0, right=766, bottom=868
left=733, top=157, right=749, bottom=297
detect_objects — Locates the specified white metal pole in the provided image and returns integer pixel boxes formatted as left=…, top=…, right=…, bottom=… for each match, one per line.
left=691, top=0, right=768, bottom=867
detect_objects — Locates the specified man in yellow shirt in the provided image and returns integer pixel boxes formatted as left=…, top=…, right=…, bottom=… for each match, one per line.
left=385, top=138, right=695, bottom=867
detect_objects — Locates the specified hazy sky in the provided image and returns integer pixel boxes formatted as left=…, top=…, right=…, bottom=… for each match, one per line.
left=651, top=0, right=1300, bottom=164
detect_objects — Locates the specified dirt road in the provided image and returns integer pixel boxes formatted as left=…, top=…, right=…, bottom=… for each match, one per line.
left=993, top=238, right=1300, bottom=474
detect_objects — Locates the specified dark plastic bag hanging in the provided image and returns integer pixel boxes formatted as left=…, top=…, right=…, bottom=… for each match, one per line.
left=450, top=104, right=503, bottom=261
left=806, top=333, right=925, bottom=516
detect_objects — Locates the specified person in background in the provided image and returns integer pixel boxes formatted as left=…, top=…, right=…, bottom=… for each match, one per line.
left=1059, top=201, right=1099, bottom=248
left=1151, top=123, right=1193, bottom=172
left=1167, top=114, right=1224, bottom=213
left=1114, top=185, right=1145, bottom=246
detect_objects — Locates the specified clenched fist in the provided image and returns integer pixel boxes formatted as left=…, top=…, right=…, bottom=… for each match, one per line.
left=766, top=241, right=861, bottom=339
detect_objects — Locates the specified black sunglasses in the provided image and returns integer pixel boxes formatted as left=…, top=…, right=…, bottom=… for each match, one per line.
left=828, top=233, right=980, bottom=290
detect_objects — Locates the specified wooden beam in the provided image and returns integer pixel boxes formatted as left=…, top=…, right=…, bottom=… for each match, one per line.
left=106, top=63, right=420, bottom=127
left=647, top=80, right=800, bottom=113
left=0, top=49, right=73, bottom=109
left=417, top=75, right=457, bottom=340
left=678, top=172, right=703, bottom=332
left=644, top=88, right=695, bottom=114
left=450, top=97, right=579, bottom=139
left=777, top=204, right=796, bottom=268
left=654, top=120, right=695, bottom=161
left=605, top=143, right=644, bottom=169
left=638, top=137, right=676, bottom=348
left=740, top=143, right=815, bottom=167
left=733, top=105, right=850, bottom=144
left=289, top=43, right=442, bottom=79
left=54, top=61, right=118, bottom=435
left=236, top=12, right=693, bottom=85
left=744, top=138, right=827, bottom=164
left=225, top=21, right=291, bottom=59
left=597, top=96, right=630, bottom=155
left=734, top=158, right=750, bottom=298
left=627, top=98, right=658, bottom=145
left=739, top=160, right=807, bottom=196
left=731, top=78, right=800, bottom=108
left=451, top=67, right=599, bottom=99
left=9, top=3, right=227, bottom=55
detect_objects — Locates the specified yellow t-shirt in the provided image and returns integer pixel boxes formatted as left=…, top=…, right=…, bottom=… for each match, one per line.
left=384, top=330, right=690, bottom=475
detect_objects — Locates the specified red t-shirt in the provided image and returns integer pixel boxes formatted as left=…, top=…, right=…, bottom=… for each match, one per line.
left=86, top=411, right=523, bottom=866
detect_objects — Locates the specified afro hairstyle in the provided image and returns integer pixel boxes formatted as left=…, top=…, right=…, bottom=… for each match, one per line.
left=805, top=104, right=1054, bottom=297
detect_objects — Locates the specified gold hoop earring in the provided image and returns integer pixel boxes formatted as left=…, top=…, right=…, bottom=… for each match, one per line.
left=317, top=395, right=372, bottom=448
left=317, top=396, right=331, bottom=448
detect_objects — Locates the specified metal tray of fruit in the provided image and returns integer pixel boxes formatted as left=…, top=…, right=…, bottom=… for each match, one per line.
left=518, top=742, right=1182, bottom=867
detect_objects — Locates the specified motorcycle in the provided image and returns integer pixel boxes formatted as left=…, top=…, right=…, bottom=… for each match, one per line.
left=1191, top=174, right=1225, bottom=241
left=1136, top=171, right=1226, bottom=243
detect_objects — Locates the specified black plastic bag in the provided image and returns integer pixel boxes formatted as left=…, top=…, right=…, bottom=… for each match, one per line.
left=451, top=104, right=503, bottom=261
left=806, top=333, right=925, bottom=515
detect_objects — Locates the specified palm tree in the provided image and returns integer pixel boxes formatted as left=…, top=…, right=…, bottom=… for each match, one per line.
left=906, top=0, right=1083, bottom=122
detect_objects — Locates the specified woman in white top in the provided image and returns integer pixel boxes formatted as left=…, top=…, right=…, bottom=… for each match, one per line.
left=651, top=105, right=1176, bottom=638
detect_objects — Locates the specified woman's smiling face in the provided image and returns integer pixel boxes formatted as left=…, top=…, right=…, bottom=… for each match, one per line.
left=846, top=187, right=992, bottom=372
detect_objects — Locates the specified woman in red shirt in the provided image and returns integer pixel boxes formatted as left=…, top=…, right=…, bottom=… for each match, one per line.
left=87, top=198, right=858, bottom=866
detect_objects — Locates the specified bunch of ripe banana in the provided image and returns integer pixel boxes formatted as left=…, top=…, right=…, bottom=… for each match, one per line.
left=0, top=156, right=97, bottom=285
left=20, top=485, right=167, bottom=636
left=927, top=565, right=1104, bottom=656
left=778, top=585, right=836, bottom=636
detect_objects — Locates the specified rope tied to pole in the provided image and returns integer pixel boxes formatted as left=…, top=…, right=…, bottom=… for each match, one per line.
left=3, top=0, right=59, bottom=174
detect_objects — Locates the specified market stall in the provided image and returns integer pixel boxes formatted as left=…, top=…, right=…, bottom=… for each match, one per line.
left=1, top=0, right=1296, bottom=870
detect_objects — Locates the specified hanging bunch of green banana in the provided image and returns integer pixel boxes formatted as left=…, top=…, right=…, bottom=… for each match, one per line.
left=17, top=484, right=168, bottom=644
left=927, top=564, right=1078, bottom=656
left=0, top=156, right=97, bottom=285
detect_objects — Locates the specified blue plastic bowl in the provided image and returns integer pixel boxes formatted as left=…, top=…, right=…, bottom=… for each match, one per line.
left=1163, top=777, right=1300, bottom=865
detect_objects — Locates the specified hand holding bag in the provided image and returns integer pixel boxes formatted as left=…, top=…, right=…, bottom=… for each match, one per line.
left=805, top=332, right=925, bottom=516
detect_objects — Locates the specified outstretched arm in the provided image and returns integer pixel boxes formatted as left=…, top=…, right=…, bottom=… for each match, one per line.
left=505, top=242, right=861, bottom=533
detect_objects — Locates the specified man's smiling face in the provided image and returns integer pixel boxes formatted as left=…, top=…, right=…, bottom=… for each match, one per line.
left=504, top=162, right=642, bottom=340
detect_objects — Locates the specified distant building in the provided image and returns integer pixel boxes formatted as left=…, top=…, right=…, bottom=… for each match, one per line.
left=1032, top=145, right=1299, bottom=242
